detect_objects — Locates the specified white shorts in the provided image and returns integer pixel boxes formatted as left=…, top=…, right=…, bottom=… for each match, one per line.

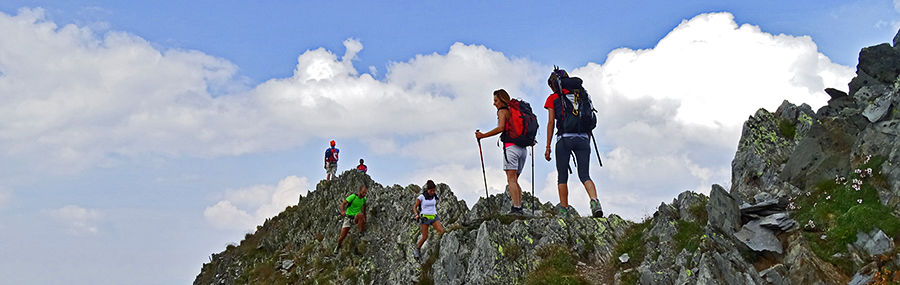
left=503, top=145, right=527, bottom=173
left=326, top=162, right=337, bottom=176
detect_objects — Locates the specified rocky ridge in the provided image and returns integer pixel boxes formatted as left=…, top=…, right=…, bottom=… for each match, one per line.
left=195, top=169, right=629, bottom=284
left=195, top=32, right=900, bottom=285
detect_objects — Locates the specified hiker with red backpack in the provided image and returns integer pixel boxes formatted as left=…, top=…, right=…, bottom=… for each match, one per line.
left=544, top=67, right=603, bottom=218
left=324, top=140, right=340, bottom=180
left=475, top=89, right=538, bottom=215
left=356, top=158, right=367, bottom=173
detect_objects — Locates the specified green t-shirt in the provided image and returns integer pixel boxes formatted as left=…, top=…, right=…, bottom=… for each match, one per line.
left=345, top=194, right=367, bottom=216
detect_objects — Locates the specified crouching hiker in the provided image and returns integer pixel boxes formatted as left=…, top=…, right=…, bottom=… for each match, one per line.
left=412, top=180, right=443, bottom=259
left=334, top=183, right=367, bottom=254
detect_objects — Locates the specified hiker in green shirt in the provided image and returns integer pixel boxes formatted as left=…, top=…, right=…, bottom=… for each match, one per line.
left=334, top=184, right=368, bottom=254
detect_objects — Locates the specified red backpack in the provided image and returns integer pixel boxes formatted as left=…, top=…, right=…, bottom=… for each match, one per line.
left=325, top=148, right=339, bottom=163
left=500, top=99, right=539, bottom=147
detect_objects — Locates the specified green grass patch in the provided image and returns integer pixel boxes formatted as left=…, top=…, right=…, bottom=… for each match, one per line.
left=778, top=118, right=797, bottom=140
left=502, top=239, right=523, bottom=262
left=524, top=245, right=589, bottom=285
left=792, top=155, right=900, bottom=275
left=674, top=220, right=704, bottom=253
left=620, top=270, right=639, bottom=285
left=235, top=259, right=292, bottom=285
left=340, top=266, right=360, bottom=281
left=674, top=200, right=708, bottom=253
left=612, top=218, right=651, bottom=270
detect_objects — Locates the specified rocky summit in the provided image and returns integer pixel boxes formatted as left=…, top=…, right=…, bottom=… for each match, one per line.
left=194, top=169, right=630, bottom=285
left=196, top=32, right=900, bottom=285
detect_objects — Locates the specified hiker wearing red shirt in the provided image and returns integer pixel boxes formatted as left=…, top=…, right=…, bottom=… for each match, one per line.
left=543, top=67, right=603, bottom=218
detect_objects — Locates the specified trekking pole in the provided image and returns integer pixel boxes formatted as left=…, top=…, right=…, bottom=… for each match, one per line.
left=528, top=145, right=533, bottom=212
left=569, top=151, right=577, bottom=174
left=476, top=130, right=489, bottom=201
left=590, top=133, right=603, bottom=167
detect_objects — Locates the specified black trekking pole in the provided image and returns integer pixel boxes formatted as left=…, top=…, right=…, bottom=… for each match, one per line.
left=590, top=133, right=603, bottom=167
left=476, top=130, right=489, bottom=201
left=531, top=145, right=535, bottom=215
left=569, top=151, right=577, bottom=174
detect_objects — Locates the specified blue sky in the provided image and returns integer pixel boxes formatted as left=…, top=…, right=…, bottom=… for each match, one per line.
left=0, top=1, right=898, bottom=284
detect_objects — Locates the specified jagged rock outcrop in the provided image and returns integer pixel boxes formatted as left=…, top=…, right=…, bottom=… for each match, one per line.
left=194, top=170, right=630, bottom=284
left=611, top=31, right=900, bottom=285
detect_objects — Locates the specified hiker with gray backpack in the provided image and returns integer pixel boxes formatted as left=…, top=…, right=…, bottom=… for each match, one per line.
left=475, top=89, right=538, bottom=215
left=543, top=67, right=604, bottom=218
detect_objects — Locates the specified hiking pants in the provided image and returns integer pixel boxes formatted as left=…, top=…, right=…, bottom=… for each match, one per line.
left=555, top=135, right=592, bottom=184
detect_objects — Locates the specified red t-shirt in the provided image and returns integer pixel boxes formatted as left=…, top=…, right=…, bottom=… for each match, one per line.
left=545, top=89, right=571, bottom=115
left=544, top=93, right=560, bottom=110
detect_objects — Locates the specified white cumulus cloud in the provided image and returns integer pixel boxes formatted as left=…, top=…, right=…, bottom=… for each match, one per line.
left=204, top=175, right=309, bottom=230
left=0, top=7, right=545, bottom=175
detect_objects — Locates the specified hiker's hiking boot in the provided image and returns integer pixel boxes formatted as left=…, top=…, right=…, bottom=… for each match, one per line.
left=509, top=206, right=524, bottom=216
left=333, top=246, right=339, bottom=255
left=590, top=199, right=604, bottom=218
left=413, top=247, right=420, bottom=259
left=559, top=205, right=574, bottom=218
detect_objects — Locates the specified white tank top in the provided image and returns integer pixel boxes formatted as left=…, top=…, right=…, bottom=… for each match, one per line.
left=418, top=195, right=438, bottom=215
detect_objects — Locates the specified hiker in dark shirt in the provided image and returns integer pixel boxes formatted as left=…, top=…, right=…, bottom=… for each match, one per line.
left=544, top=68, right=603, bottom=218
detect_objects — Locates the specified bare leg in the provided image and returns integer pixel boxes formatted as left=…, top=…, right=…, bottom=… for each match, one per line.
left=433, top=221, right=444, bottom=234
left=356, top=215, right=367, bottom=232
left=506, top=169, right=522, bottom=207
left=337, top=227, right=350, bottom=247
left=417, top=224, right=429, bottom=249
left=557, top=183, right=569, bottom=208
left=584, top=180, right=597, bottom=200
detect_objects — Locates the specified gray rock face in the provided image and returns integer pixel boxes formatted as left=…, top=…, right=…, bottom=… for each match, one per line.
left=735, top=219, right=782, bottom=253
left=862, top=91, right=893, bottom=122
left=854, top=229, right=895, bottom=257
left=707, top=184, right=741, bottom=234
left=858, top=43, right=900, bottom=85
left=731, top=108, right=796, bottom=201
